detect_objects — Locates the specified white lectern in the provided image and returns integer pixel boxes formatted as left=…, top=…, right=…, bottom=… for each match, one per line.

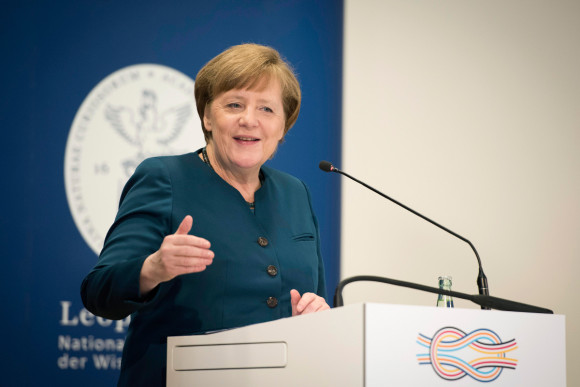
left=167, top=303, right=565, bottom=386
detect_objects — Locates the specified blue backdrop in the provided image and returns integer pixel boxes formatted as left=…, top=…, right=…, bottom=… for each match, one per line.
left=1, top=1, right=342, bottom=385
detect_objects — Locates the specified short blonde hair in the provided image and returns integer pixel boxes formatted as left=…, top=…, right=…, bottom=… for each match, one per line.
left=194, top=44, right=301, bottom=143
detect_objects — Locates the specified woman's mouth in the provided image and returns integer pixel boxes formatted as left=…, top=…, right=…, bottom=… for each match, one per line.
left=234, top=136, right=260, bottom=143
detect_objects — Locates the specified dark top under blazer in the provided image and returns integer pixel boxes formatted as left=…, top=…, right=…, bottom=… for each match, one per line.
left=81, top=151, right=327, bottom=386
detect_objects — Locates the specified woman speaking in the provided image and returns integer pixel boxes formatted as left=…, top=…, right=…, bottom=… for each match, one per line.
left=81, top=43, right=330, bottom=386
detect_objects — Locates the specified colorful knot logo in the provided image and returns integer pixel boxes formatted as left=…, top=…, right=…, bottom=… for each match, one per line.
left=417, top=327, right=518, bottom=382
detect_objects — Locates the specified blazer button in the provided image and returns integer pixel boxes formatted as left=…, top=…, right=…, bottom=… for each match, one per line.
left=266, top=296, right=278, bottom=308
left=266, top=265, right=278, bottom=277
left=257, top=237, right=269, bottom=247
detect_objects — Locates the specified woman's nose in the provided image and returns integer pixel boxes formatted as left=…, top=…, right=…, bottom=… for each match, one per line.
left=239, top=108, right=259, bottom=127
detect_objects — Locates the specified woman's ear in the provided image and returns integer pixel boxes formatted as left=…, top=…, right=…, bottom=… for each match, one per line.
left=203, top=105, right=212, bottom=132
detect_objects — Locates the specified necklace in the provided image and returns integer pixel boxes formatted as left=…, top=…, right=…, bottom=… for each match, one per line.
left=201, top=147, right=255, bottom=209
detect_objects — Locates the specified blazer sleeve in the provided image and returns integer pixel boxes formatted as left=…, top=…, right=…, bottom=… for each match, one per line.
left=303, top=181, right=328, bottom=301
left=80, top=157, right=173, bottom=320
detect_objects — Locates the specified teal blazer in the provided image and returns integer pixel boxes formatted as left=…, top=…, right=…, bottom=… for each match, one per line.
left=81, top=151, right=327, bottom=386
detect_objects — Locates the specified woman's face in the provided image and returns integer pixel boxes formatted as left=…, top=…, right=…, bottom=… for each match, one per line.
left=204, top=77, right=285, bottom=175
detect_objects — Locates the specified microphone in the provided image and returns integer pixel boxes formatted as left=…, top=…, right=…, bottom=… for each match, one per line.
left=319, top=160, right=490, bottom=304
left=319, top=160, right=334, bottom=172
left=333, top=275, right=552, bottom=314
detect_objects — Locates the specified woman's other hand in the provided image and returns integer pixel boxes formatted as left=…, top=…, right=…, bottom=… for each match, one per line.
left=290, top=289, right=330, bottom=316
left=140, top=215, right=214, bottom=295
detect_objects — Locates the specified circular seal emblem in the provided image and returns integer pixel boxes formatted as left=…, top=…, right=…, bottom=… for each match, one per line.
left=64, top=64, right=204, bottom=255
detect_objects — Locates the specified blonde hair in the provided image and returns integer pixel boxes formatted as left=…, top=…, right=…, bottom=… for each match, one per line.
left=194, top=44, right=301, bottom=143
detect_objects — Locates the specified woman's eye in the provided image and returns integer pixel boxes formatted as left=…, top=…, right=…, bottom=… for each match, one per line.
left=227, top=103, right=242, bottom=109
left=261, top=106, right=274, bottom=113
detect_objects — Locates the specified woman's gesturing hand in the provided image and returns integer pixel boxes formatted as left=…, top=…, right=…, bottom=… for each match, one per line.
left=290, top=289, right=330, bottom=316
left=140, top=215, right=214, bottom=295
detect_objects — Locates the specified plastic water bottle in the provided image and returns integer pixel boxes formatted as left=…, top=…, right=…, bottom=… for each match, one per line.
left=437, top=276, right=454, bottom=308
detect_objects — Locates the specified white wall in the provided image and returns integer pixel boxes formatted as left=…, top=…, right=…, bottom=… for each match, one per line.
left=343, top=0, right=580, bottom=384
